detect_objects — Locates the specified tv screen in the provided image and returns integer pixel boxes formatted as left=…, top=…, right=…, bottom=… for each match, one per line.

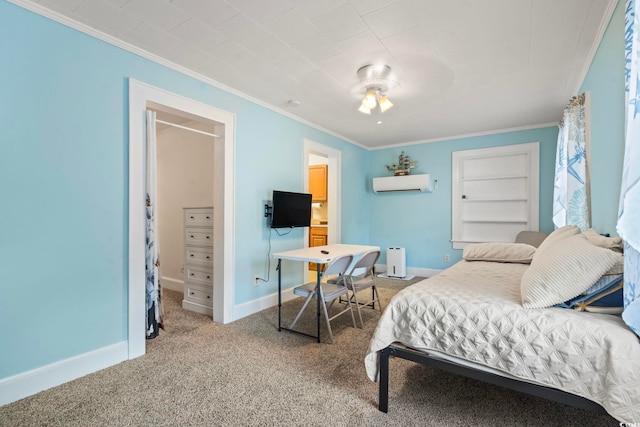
left=270, top=190, right=312, bottom=228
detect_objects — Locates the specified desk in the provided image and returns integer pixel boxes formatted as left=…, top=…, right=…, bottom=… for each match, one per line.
left=273, top=244, right=379, bottom=342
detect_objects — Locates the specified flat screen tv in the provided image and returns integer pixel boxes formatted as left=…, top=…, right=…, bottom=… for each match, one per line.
left=270, top=190, right=312, bottom=228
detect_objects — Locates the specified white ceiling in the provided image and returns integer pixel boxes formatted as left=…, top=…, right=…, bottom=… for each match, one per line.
left=23, top=0, right=617, bottom=148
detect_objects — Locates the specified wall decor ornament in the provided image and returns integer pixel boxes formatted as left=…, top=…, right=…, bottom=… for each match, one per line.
left=385, top=151, right=417, bottom=176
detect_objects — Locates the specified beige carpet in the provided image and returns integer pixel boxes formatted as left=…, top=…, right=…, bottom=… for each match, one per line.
left=0, top=277, right=617, bottom=427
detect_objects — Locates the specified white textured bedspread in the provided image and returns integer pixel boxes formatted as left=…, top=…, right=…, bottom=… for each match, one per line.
left=365, top=260, right=640, bottom=423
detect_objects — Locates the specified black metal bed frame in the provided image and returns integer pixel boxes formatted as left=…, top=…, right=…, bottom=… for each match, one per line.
left=378, top=344, right=608, bottom=414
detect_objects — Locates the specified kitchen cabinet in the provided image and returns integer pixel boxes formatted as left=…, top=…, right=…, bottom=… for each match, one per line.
left=308, top=227, right=328, bottom=271
left=309, top=164, right=327, bottom=202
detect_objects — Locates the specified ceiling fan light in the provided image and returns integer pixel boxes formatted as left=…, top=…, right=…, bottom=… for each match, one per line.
left=358, top=104, right=371, bottom=115
left=363, top=91, right=377, bottom=109
left=379, top=95, right=393, bottom=112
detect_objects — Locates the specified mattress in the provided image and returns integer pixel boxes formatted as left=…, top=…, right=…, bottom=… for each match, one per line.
left=364, top=260, right=640, bottom=423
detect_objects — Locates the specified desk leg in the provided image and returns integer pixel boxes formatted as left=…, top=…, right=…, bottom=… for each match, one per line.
left=316, top=263, right=321, bottom=343
left=277, top=259, right=282, bottom=331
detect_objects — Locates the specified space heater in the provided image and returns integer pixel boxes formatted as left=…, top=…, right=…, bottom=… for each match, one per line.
left=386, top=247, right=406, bottom=278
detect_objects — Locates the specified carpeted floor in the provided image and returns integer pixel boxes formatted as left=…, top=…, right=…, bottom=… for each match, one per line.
left=0, top=277, right=617, bottom=426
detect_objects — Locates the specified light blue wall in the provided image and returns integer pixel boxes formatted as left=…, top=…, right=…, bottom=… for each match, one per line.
left=0, top=1, right=367, bottom=379
left=368, top=127, right=559, bottom=269
left=580, top=0, right=625, bottom=235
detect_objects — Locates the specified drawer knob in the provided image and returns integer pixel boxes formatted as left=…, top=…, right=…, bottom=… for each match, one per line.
left=206, top=275, right=211, bottom=279
left=206, top=256, right=210, bottom=259
left=190, top=235, right=194, bottom=238
left=190, top=273, right=195, bottom=276
left=207, top=296, right=211, bottom=299
left=190, top=254, right=194, bottom=257
left=206, top=216, right=210, bottom=219
left=206, top=236, right=210, bottom=239
left=190, top=292, right=194, bottom=295
left=190, top=216, right=194, bottom=219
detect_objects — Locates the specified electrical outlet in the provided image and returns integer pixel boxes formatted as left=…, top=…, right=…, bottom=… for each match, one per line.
left=253, top=275, right=260, bottom=286
left=444, top=254, right=450, bottom=262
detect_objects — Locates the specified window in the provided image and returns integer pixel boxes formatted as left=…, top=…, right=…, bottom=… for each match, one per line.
left=451, top=142, right=539, bottom=249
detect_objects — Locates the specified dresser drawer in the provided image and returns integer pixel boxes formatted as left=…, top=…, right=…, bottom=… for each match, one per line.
left=185, top=227, right=213, bottom=247
left=184, top=208, right=213, bottom=227
left=184, top=283, right=213, bottom=307
left=185, top=246, right=213, bottom=267
left=185, top=265, right=213, bottom=285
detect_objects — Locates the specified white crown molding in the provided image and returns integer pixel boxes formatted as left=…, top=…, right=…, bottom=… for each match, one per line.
left=7, top=0, right=366, bottom=150
left=371, top=122, right=559, bottom=150
left=573, top=0, right=620, bottom=95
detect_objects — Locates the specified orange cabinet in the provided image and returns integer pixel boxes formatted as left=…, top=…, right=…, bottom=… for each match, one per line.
left=309, top=227, right=328, bottom=271
left=309, top=164, right=327, bottom=202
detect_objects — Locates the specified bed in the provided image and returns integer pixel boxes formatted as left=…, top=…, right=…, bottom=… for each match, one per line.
left=364, top=227, right=640, bottom=423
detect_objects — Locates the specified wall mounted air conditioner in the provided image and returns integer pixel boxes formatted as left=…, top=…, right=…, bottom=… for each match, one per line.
left=372, top=174, right=432, bottom=193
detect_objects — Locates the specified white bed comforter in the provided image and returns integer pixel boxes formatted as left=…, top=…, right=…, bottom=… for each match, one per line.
left=365, top=260, right=640, bottom=423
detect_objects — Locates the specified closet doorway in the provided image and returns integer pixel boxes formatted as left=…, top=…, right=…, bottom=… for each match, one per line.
left=153, top=110, right=215, bottom=318
left=129, top=79, right=235, bottom=359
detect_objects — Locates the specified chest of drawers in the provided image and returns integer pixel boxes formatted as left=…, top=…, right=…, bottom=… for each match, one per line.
left=182, top=207, right=213, bottom=316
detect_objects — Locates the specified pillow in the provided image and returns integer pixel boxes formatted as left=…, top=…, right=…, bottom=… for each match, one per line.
left=463, top=242, right=536, bottom=264
left=514, top=231, right=548, bottom=248
left=582, top=228, right=624, bottom=252
left=521, top=234, right=621, bottom=309
left=556, top=279, right=624, bottom=314
left=579, top=254, right=624, bottom=295
left=533, top=225, right=581, bottom=259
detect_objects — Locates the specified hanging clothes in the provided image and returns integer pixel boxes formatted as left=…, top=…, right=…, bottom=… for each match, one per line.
left=145, top=110, right=163, bottom=339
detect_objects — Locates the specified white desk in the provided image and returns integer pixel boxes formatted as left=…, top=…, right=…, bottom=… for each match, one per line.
left=273, top=244, right=379, bottom=342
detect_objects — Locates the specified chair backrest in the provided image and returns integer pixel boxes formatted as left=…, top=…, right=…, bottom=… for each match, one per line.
left=322, top=254, right=354, bottom=284
left=350, top=250, right=380, bottom=277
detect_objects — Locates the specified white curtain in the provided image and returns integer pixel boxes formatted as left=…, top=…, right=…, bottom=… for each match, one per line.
left=553, top=93, right=590, bottom=230
left=620, top=0, right=640, bottom=337
left=145, top=110, right=163, bottom=338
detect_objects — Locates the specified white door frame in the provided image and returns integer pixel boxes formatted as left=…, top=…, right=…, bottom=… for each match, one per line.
left=128, top=79, right=235, bottom=359
left=303, top=139, right=341, bottom=246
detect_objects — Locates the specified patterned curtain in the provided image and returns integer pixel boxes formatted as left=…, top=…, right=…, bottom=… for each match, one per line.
left=620, top=0, right=640, bottom=337
left=552, top=93, right=591, bottom=230
left=146, top=110, right=163, bottom=339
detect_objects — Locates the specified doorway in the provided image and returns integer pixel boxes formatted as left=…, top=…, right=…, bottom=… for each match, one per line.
left=128, top=79, right=235, bottom=360
left=303, top=139, right=341, bottom=278
left=153, top=110, right=215, bottom=317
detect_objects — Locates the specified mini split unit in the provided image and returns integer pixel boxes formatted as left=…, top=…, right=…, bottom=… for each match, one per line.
left=372, top=174, right=432, bottom=193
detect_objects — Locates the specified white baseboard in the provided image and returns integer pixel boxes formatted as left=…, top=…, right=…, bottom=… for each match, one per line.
left=233, top=287, right=296, bottom=321
left=161, top=276, right=183, bottom=292
left=0, top=341, right=128, bottom=406
left=375, top=264, right=441, bottom=278
left=182, top=299, right=213, bottom=317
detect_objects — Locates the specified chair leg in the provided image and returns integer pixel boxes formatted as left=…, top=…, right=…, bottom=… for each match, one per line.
left=347, top=293, right=357, bottom=328
left=352, top=290, right=365, bottom=329
left=373, top=286, right=383, bottom=312
left=320, top=298, right=334, bottom=343
left=289, top=292, right=315, bottom=330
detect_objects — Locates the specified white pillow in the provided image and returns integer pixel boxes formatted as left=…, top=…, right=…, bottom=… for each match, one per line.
left=463, top=242, right=536, bottom=264
left=521, top=234, right=621, bottom=308
left=582, top=228, right=624, bottom=252
left=534, top=225, right=581, bottom=259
